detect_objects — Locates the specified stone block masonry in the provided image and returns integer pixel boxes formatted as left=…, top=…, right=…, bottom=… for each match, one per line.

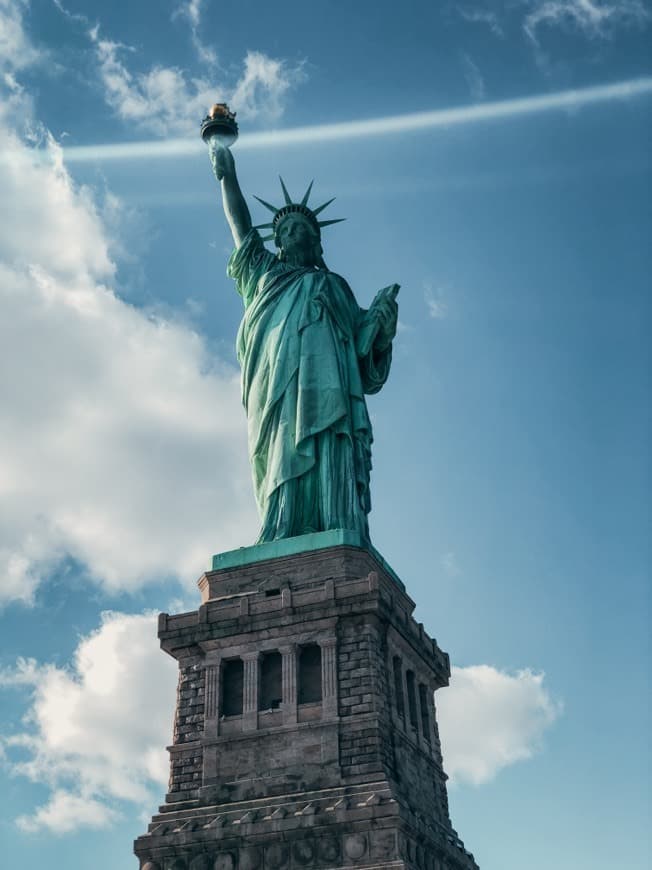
left=135, top=540, right=479, bottom=870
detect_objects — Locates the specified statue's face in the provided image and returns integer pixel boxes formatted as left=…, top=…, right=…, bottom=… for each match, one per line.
left=277, top=214, right=316, bottom=258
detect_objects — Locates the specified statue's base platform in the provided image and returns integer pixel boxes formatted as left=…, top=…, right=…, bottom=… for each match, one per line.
left=210, top=530, right=405, bottom=591
left=135, top=535, right=479, bottom=870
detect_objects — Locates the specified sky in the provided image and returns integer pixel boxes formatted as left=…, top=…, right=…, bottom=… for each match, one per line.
left=0, top=1, right=649, bottom=868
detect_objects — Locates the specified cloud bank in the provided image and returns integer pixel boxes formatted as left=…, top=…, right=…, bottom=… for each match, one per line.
left=0, top=3, right=259, bottom=605
left=0, top=612, right=177, bottom=833
left=0, top=119, right=258, bottom=603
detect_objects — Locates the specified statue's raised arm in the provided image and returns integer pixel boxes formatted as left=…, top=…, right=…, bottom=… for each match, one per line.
left=209, top=140, right=252, bottom=249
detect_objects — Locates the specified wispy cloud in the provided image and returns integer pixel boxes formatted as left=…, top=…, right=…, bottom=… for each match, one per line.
left=458, top=4, right=505, bottom=37
left=232, top=50, right=306, bottom=122
left=524, top=0, right=651, bottom=44
left=89, top=26, right=218, bottom=136
left=173, top=0, right=217, bottom=66
left=48, top=3, right=303, bottom=137
left=424, top=283, right=448, bottom=319
left=461, top=52, right=486, bottom=101
left=60, top=76, right=652, bottom=163
left=458, top=0, right=650, bottom=44
left=438, top=665, right=562, bottom=785
left=88, top=25, right=303, bottom=136
left=51, top=0, right=90, bottom=26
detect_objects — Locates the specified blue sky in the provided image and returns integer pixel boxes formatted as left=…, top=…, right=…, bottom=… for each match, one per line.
left=0, top=1, right=649, bottom=868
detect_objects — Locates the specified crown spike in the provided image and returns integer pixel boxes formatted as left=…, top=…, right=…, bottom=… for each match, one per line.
left=301, top=181, right=314, bottom=206
left=253, top=195, right=279, bottom=214
left=317, top=218, right=346, bottom=228
left=253, top=222, right=275, bottom=229
left=279, top=176, right=293, bottom=205
left=312, top=197, right=336, bottom=216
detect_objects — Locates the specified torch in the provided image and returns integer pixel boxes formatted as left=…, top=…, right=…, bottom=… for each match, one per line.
left=200, top=103, right=239, bottom=149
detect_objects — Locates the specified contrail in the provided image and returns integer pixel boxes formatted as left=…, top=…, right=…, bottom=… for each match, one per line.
left=63, top=77, right=652, bottom=163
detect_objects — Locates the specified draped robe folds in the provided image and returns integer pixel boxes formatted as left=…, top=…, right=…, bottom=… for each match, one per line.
left=228, top=229, right=393, bottom=543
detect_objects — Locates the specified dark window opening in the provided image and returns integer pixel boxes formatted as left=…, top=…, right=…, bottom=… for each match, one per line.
left=298, top=643, right=322, bottom=704
left=406, top=669, right=418, bottom=730
left=259, top=650, right=283, bottom=710
left=419, top=683, right=431, bottom=741
left=221, top=658, right=244, bottom=716
left=393, top=656, right=405, bottom=718
left=264, top=588, right=280, bottom=597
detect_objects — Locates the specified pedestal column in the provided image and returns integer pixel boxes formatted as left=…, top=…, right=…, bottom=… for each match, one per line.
left=279, top=644, right=297, bottom=725
left=242, top=652, right=259, bottom=731
left=204, top=662, right=220, bottom=738
left=321, top=637, right=338, bottom=717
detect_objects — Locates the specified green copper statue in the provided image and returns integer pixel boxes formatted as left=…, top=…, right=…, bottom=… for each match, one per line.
left=208, top=136, right=398, bottom=544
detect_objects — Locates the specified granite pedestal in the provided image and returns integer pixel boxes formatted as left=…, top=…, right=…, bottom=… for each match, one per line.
left=134, top=532, right=479, bottom=870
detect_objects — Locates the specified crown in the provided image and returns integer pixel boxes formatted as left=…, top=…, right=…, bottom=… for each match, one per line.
left=253, top=178, right=345, bottom=243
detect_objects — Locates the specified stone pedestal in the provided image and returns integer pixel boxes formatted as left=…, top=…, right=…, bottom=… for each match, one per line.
left=134, top=532, right=479, bottom=870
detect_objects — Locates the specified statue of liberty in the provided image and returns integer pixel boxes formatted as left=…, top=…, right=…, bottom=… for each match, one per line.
left=209, top=137, right=398, bottom=545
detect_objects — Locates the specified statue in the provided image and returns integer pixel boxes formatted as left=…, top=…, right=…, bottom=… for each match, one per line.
left=204, top=107, right=399, bottom=544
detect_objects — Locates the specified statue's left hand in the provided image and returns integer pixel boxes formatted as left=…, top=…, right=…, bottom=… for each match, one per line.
left=372, top=288, right=399, bottom=352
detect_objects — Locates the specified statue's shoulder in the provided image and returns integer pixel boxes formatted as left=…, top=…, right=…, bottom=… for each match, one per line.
left=323, top=269, right=348, bottom=286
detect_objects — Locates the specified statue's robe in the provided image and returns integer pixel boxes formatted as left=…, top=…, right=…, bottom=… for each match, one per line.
left=228, top=230, right=392, bottom=543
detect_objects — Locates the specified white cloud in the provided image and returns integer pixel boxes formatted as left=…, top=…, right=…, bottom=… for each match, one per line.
left=437, top=665, right=562, bottom=785
left=231, top=51, right=304, bottom=122
left=1, top=611, right=178, bottom=834
left=173, top=0, right=217, bottom=66
left=17, top=791, right=120, bottom=834
left=90, top=26, right=303, bottom=137
left=0, top=13, right=259, bottom=605
left=0, top=125, right=258, bottom=603
left=461, top=52, right=486, bottom=101
left=524, top=0, right=651, bottom=43
left=0, top=0, right=40, bottom=72
left=458, top=0, right=650, bottom=47
left=458, top=5, right=504, bottom=37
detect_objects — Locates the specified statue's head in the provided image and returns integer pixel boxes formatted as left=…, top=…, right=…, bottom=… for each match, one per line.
left=253, top=178, right=344, bottom=269
left=275, top=212, right=323, bottom=267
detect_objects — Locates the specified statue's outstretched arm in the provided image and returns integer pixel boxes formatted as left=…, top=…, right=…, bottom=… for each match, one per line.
left=209, top=142, right=252, bottom=249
